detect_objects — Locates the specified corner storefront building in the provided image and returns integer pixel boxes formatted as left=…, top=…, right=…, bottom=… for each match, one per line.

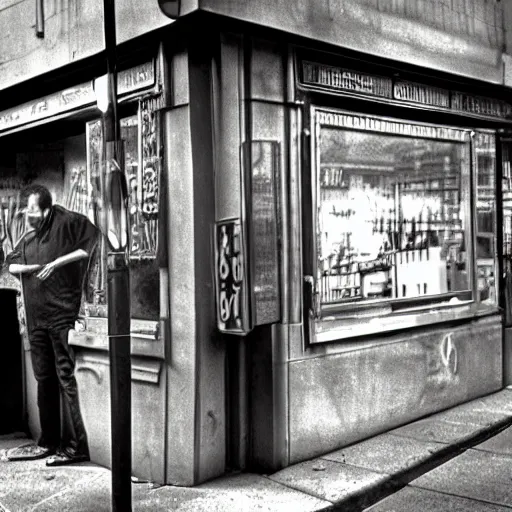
left=1, top=0, right=512, bottom=487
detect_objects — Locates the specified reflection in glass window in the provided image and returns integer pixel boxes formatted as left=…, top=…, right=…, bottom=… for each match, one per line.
left=475, top=133, right=497, bottom=304
left=317, top=127, right=470, bottom=305
left=502, top=141, right=512, bottom=324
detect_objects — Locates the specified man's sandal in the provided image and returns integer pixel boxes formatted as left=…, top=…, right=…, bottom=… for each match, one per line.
left=7, top=443, right=56, bottom=461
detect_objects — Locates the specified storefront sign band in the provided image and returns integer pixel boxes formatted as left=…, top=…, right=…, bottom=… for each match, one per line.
left=317, top=111, right=468, bottom=142
left=301, top=60, right=512, bottom=120
left=303, top=61, right=392, bottom=99
left=0, top=61, right=155, bottom=132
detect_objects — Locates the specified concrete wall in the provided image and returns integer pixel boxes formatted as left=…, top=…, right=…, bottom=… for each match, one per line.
left=503, top=0, right=512, bottom=88
left=164, top=39, right=226, bottom=486
left=200, top=0, right=506, bottom=84
left=75, top=351, right=166, bottom=483
left=247, top=37, right=293, bottom=472
left=243, top=35, right=506, bottom=472
left=0, top=0, right=201, bottom=92
left=2, top=0, right=509, bottom=95
left=288, top=315, right=502, bottom=463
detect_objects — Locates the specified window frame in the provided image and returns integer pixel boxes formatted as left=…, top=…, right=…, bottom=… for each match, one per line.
left=83, top=100, right=163, bottom=322
left=473, top=130, right=500, bottom=305
left=306, top=106, right=500, bottom=343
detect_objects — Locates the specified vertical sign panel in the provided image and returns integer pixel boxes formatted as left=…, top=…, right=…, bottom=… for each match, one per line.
left=249, top=141, right=281, bottom=326
left=215, top=219, right=250, bottom=334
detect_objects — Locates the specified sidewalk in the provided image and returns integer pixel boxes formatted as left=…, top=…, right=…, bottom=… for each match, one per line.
left=1, top=388, right=512, bottom=511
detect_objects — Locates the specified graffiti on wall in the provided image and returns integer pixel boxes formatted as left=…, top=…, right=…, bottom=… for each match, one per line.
left=66, top=167, right=88, bottom=216
left=121, top=97, right=163, bottom=258
left=83, top=96, right=163, bottom=316
left=215, top=219, right=249, bottom=334
left=136, top=96, right=163, bottom=257
left=421, top=331, right=460, bottom=404
left=85, top=120, right=107, bottom=309
left=0, top=189, right=25, bottom=260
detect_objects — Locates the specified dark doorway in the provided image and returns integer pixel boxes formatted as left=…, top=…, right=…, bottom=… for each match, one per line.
left=0, top=289, right=24, bottom=434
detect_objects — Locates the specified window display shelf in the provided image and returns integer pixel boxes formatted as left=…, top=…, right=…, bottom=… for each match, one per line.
left=315, top=301, right=498, bottom=343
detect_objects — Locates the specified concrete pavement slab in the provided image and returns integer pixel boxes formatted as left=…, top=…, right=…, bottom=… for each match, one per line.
left=2, top=390, right=512, bottom=512
left=473, top=425, right=512, bottom=456
left=144, top=473, right=333, bottom=512
left=269, top=458, right=389, bottom=506
left=17, top=474, right=168, bottom=512
left=410, top=449, right=512, bottom=507
left=0, top=458, right=108, bottom=512
left=0, top=463, right=332, bottom=512
left=365, top=486, right=511, bottom=511
left=30, top=474, right=112, bottom=512
left=321, top=433, right=448, bottom=475
left=390, top=418, right=489, bottom=444
left=43, top=472, right=333, bottom=512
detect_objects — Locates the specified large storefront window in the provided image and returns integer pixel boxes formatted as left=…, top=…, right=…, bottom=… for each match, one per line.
left=311, top=110, right=498, bottom=341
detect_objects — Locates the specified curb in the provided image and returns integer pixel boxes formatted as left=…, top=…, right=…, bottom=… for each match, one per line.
left=325, top=414, right=512, bottom=511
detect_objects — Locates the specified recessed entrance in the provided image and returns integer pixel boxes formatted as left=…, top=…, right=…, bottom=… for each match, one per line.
left=0, top=289, right=24, bottom=434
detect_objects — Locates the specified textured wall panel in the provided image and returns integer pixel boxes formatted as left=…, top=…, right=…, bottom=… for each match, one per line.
left=200, top=0, right=504, bottom=83
left=0, top=0, right=181, bottom=91
left=288, top=315, right=502, bottom=463
left=75, top=351, right=166, bottom=483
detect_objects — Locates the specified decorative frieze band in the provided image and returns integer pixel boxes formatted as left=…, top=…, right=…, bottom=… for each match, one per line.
left=317, top=111, right=469, bottom=142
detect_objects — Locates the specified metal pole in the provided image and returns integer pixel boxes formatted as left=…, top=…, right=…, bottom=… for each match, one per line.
left=35, top=0, right=45, bottom=38
left=102, top=1, right=132, bottom=511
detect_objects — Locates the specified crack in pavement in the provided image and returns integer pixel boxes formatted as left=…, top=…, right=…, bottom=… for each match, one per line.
left=25, top=473, right=106, bottom=512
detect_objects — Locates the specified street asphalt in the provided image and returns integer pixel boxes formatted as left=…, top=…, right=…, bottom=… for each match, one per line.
left=1, top=388, right=512, bottom=511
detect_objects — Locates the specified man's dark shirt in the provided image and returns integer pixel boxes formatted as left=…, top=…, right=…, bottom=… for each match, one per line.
left=6, top=205, right=99, bottom=333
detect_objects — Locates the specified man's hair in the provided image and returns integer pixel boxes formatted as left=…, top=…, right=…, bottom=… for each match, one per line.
left=22, top=184, right=53, bottom=210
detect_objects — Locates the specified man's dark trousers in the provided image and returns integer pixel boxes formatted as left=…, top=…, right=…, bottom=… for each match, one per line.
left=29, top=322, right=89, bottom=458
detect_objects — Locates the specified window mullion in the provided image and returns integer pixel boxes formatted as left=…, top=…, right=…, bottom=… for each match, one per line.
left=468, top=137, right=478, bottom=304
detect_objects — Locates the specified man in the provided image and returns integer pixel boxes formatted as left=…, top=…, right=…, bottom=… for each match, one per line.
left=6, top=184, right=99, bottom=466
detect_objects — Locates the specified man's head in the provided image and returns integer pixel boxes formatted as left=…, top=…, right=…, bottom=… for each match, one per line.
left=22, top=184, right=53, bottom=230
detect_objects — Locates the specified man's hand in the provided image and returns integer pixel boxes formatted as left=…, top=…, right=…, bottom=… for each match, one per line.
left=35, top=249, right=89, bottom=281
left=36, top=261, right=58, bottom=281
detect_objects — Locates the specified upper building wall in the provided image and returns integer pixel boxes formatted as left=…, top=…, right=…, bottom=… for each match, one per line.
left=199, top=0, right=509, bottom=85
left=1, top=0, right=510, bottom=93
left=0, top=0, right=198, bottom=92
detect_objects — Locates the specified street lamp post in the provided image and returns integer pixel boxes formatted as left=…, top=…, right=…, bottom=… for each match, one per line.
left=99, top=4, right=179, bottom=510
left=101, top=1, right=132, bottom=511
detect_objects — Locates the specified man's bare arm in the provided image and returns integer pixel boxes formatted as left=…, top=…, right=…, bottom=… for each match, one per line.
left=9, top=264, right=42, bottom=275
left=36, top=249, right=89, bottom=281
left=54, top=248, right=89, bottom=267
